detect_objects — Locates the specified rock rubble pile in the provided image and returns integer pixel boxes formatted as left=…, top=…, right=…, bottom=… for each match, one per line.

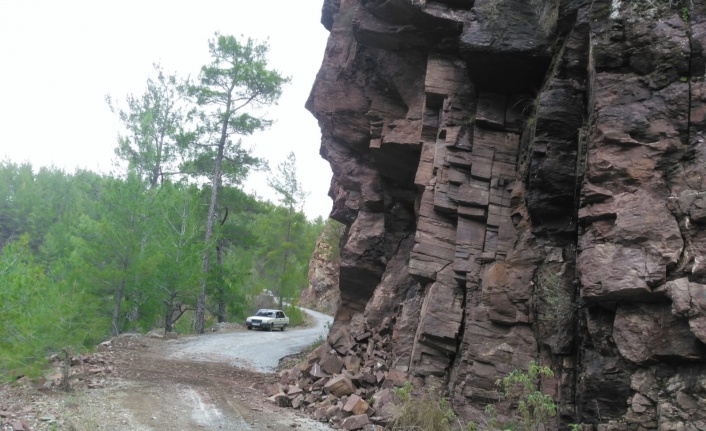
left=267, top=320, right=404, bottom=430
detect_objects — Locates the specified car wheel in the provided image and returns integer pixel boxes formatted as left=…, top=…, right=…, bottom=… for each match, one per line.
left=247, top=326, right=252, bottom=330
left=269, top=323, right=274, bottom=331
left=281, top=324, right=286, bottom=332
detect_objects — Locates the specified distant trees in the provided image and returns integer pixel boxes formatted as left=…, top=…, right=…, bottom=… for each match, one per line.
left=106, top=64, right=191, bottom=188
left=0, top=225, right=105, bottom=383
left=266, top=152, right=310, bottom=307
left=73, top=174, right=154, bottom=336
left=151, top=182, right=202, bottom=333
left=0, top=160, right=326, bottom=382
left=0, top=33, right=330, bottom=383
left=0, top=163, right=49, bottom=250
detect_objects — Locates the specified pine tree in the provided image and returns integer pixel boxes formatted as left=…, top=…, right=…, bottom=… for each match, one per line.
left=186, top=33, right=289, bottom=333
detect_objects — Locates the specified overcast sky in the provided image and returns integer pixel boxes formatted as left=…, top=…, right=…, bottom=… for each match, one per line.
left=0, top=1, right=332, bottom=220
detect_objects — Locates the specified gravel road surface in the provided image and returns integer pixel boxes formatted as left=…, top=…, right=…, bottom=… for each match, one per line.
left=166, top=307, right=333, bottom=372
left=1, top=308, right=336, bottom=431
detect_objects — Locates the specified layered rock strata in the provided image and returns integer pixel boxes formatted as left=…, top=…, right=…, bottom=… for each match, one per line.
left=302, top=0, right=706, bottom=428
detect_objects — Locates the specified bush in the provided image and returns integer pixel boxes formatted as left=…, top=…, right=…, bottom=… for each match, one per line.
left=390, top=382, right=464, bottom=431
left=535, top=269, right=574, bottom=330
left=471, top=361, right=557, bottom=431
left=173, top=310, right=196, bottom=334
left=284, top=304, right=304, bottom=327
left=389, top=363, right=557, bottom=431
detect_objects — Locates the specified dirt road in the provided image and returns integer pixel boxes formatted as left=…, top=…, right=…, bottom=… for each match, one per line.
left=0, top=309, right=334, bottom=431
left=167, top=308, right=333, bottom=372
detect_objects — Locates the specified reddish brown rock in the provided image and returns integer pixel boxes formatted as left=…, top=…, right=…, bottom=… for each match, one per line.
left=309, top=363, right=331, bottom=379
left=613, top=303, right=706, bottom=364
left=319, top=351, right=344, bottom=375
left=343, top=355, right=361, bottom=374
left=329, top=327, right=356, bottom=355
left=324, top=375, right=355, bottom=397
left=342, top=394, right=370, bottom=416
left=301, top=0, right=706, bottom=429
left=287, top=385, right=303, bottom=397
left=300, top=221, right=342, bottom=314
left=340, top=414, right=370, bottom=430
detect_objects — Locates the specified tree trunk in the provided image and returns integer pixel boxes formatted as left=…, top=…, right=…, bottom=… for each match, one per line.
left=216, top=243, right=226, bottom=323
left=279, top=217, right=293, bottom=309
left=194, top=291, right=206, bottom=334
left=150, top=128, right=165, bottom=188
left=195, top=110, right=228, bottom=334
left=60, top=347, right=71, bottom=391
left=111, top=274, right=127, bottom=336
left=164, top=291, right=177, bottom=333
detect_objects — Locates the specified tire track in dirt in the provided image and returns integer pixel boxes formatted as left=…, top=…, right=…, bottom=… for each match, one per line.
left=102, top=308, right=334, bottom=430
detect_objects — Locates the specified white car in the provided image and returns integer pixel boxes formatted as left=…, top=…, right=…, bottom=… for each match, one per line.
left=245, top=309, right=289, bottom=331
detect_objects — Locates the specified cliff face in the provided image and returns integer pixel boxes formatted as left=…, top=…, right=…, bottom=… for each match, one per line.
left=300, top=222, right=343, bottom=315
left=305, top=0, right=706, bottom=427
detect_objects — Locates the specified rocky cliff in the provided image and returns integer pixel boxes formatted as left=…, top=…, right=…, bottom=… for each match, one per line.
left=301, top=0, right=706, bottom=428
left=300, top=220, right=343, bottom=315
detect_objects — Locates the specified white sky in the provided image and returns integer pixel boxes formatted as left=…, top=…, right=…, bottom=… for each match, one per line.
left=0, top=0, right=332, bottom=220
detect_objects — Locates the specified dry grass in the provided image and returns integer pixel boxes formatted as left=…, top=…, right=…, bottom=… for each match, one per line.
left=535, top=269, right=574, bottom=329
left=390, top=382, right=467, bottom=431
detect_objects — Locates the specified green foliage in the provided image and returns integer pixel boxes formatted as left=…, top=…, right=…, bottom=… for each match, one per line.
left=151, top=182, right=203, bottom=331
left=173, top=310, right=196, bottom=334
left=0, top=162, right=81, bottom=252
left=0, top=32, right=320, bottom=378
left=107, top=64, right=192, bottom=187
left=392, top=380, right=413, bottom=403
left=0, top=236, right=106, bottom=383
left=475, top=362, right=557, bottom=431
left=466, top=363, right=558, bottom=431
left=73, top=174, right=157, bottom=335
left=253, top=206, right=315, bottom=306
left=183, top=33, right=289, bottom=186
left=259, top=153, right=316, bottom=306
left=185, top=32, right=289, bottom=333
left=497, top=362, right=556, bottom=431
left=390, top=381, right=461, bottom=431
left=284, top=304, right=304, bottom=327
left=268, top=152, right=308, bottom=212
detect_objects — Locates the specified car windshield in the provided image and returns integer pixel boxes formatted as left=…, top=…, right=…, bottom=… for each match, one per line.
left=256, top=310, right=269, bottom=316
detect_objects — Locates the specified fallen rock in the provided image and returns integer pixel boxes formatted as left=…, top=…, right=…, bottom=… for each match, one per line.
left=319, top=352, right=344, bottom=375
left=340, top=414, right=370, bottom=430
left=270, top=392, right=291, bottom=407
left=324, top=375, right=355, bottom=397
left=343, top=394, right=370, bottom=416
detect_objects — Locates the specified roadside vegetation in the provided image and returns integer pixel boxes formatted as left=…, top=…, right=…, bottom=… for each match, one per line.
left=390, top=362, right=561, bottom=431
left=0, top=33, right=326, bottom=384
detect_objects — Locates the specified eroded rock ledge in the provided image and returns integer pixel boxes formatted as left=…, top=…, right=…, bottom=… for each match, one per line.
left=298, top=0, right=706, bottom=428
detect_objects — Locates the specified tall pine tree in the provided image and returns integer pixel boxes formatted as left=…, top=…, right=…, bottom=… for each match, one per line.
left=186, top=33, right=289, bottom=333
